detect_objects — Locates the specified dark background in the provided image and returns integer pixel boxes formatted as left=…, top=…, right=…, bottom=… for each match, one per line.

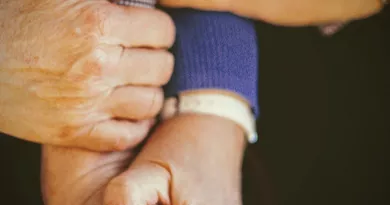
left=1, top=8, right=388, bottom=205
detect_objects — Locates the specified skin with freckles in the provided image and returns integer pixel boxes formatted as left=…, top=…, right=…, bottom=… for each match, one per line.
left=160, top=0, right=383, bottom=26
left=42, top=114, right=245, bottom=205
left=0, top=0, right=175, bottom=151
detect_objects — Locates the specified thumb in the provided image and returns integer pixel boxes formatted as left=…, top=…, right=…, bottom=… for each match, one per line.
left=104, top=162, right=171, bottom=205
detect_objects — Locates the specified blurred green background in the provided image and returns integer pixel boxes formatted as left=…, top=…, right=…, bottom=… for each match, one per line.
left=1, top=8, right=388, bottom=205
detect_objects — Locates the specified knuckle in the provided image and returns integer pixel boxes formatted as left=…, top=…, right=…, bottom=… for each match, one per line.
left=114, top=132, right=146, bottom=151
left=165, top=17, right=176, bottom=47
left=84, top=10, right=102, bottom=28
left=111, top=139, right=131, bottom=151
left=165, top=18, right=176, bottom=47
left=112, top=134, right=140, bottom=151
left=68, top=49, right=107, bottom=83
left=155, top=51, right=174, bottom=85
left=77, top=4, right=110, bottom=37
left=85, top=49, right=107, bottom=76
left=109, top=124, right=145, bottom=151
left=145, top=88, right=164, bottom=118
left=136, top=88, right=163, bottom=119
left=153, top=10, right=176, bottom=47
left=161, top=51, right=174, bottom=85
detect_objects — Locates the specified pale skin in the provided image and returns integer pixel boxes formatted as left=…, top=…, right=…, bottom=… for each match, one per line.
left=2, top=0, right=246, bottom=204
left=0, top=0, right=175, bottom=151
left=1, top=1, right=383, bottom=151
left=160, top=0, right=384, bottom=26
left=1, top=0, right=382, bottom=151
left=5, top=0, right=385, bottom=204
left=42, top=113, right=245, bottom=205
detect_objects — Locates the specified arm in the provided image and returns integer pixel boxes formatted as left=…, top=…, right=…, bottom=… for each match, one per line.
left=164, top=9, right=259, bottom=116
left=41, top=115, right=245, bottom=205
left=160, top=0, right=386, bottom=26
left=104, top=114, right=246, bottom=205
left=103, top=8, right=257, bottom=205
left=42, top=5, right=257, bottom=205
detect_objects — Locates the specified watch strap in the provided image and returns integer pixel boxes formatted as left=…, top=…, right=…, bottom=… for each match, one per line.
left=161, top=93, right=258, bottom=144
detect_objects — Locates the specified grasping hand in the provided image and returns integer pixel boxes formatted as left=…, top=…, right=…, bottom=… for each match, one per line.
left=0, top=0, right=175, bottom=151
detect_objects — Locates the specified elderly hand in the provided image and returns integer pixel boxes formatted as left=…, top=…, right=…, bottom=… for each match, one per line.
left=160, top=0, right=384, bottom=26
left=0, top=0, right=175, bottom=151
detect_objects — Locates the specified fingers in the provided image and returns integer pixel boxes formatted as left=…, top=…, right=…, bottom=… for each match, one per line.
left=72, top=119, right=154, bottom=151
left=70, top=44, right=174, bottom=87
left=104, top=162, right=171, bottom=205
left=103, top=86, right=164, bottom=120
left=100, top=3, right=175, bottom=48
left=112, top=48, right=174, bottom=86
left=55, top=2, right=174, bottom=152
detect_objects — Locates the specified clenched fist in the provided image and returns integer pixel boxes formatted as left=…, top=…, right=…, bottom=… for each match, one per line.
left=160, top=0, right=384, bottom=26
left=0, top=0, right=175, bottom=151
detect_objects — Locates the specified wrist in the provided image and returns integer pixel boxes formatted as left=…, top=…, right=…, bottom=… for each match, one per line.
left=167, top=114, right=245, bottom=190
left=143, top=114, right=246, bottom=171
left=167, top=113, right=246, bottom=151
left=161, top=89, right=258, bottom=143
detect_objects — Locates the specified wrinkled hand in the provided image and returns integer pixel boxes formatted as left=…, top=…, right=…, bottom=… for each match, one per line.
left=0, top=0, right=175, bottom=151
left=160, top=0, right=383, bottom=26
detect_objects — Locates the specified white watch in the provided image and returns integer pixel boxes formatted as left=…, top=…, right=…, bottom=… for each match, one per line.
left=160, top=92, right=258, bottom=144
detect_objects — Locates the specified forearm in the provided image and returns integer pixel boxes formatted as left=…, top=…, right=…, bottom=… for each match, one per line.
left=160, top=0, right=384, bottom=26
left=244, top=0, right=383, bottom=25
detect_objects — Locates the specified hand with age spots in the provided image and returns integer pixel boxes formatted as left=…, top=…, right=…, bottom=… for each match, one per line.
left=0, top=0, right=175, bottom=151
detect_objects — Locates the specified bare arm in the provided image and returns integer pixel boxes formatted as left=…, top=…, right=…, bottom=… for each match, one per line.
left=135, top=113, right=246, bottom=177
left=160, top=0, right=385, bottom=26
